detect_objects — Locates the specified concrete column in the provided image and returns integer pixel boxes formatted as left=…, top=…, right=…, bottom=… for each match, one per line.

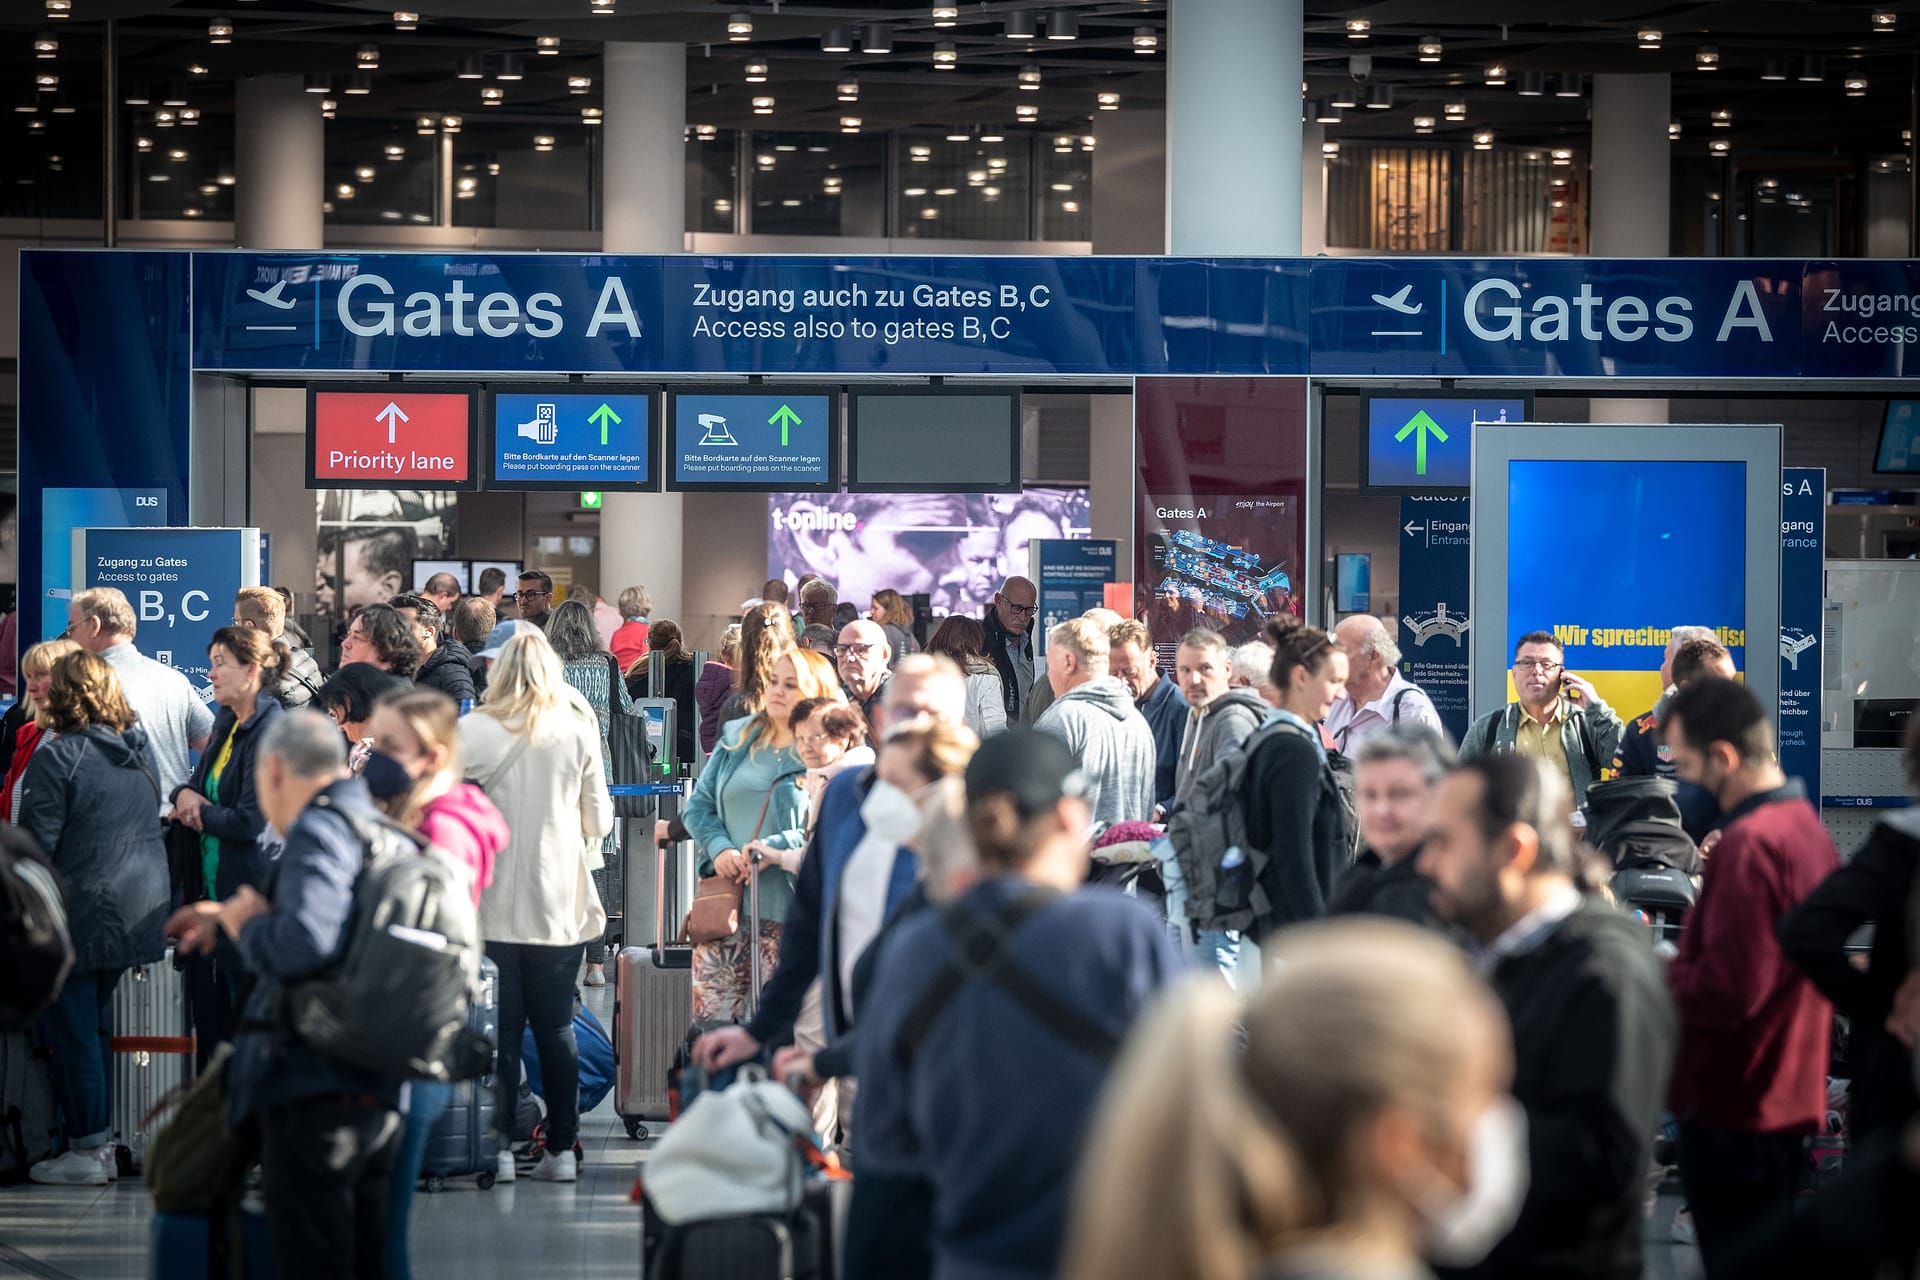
left=599, top=42, right=687, bottom=623
left=1590, top=74, right=1671, bottom=421
left=1088, top=395, right=1135, bottom=579
left=234, top=75, right=322, bottom=249
left=1301, top=121, right=1326, bottom=254
left=1168, top=0, right=1303, bottom=254
left=1091, top=109, right=1167, bottom=254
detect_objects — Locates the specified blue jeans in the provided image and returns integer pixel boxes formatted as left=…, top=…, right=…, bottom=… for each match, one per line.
left=41, top=968, right=122, bottom=1148
left=386, top=1080, right=452, bottom=1280
left=1189, top=929, right=1245, bottom=988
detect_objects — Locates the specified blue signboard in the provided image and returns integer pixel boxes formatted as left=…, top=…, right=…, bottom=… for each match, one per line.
left=667, top=391, right=836, bottom=491
left=73, top=526, right=261, bottom=687
left=1363, top=395, right=1529, bottom=491
left=490, top=390, right=657, bottom=491
left=1032, top=539, right=1118, bottom=651
left=1397, top=497, right=1472, bottom=743
left=1779, top=468, right=1824, bottom=802
left=42, top=488, right=170, bottom=641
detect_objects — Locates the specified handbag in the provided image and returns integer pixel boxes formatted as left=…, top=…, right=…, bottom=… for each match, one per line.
left=143, top=1043, right=254, bottom=1214
left=643, top=1064, right=815, bottom=1226
left=681, top=787, right=778, bottom=946
left=606, top=654, right=655, bottom=819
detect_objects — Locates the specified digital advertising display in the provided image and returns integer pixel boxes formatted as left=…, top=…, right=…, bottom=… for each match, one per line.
left=1141, top=494, right=1302, bottom=651
left=1877, top=400, right=1920, bottom=474
left=847, top=389, right=1022, bottom=493
left=1335, top=553, right=1372, bottom=613
left=411, top=560, right=470, bottom=593
left=668, top=390, right=836, bottom=492
left=1361, top=394, right=1530, bottom=492
left=308, top=385, right=477, bottom=490
left=489, top=389, right=658, bottom=491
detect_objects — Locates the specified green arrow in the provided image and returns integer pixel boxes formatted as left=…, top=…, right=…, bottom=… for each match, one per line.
left=579, top=491, right=603, bottom=510
left=1393, top=409, right=1450, bottom=476
left=587, top=402, right=621, bottom=446
left=768, top=403, right=803, bottom=447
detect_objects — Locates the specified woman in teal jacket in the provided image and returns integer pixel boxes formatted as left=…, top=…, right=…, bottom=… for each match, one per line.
left=683, top=649, right=834, bottom=1022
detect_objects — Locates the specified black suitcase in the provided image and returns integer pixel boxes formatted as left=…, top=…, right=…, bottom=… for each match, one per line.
left=641, top=1184, right=835, bottom=1280
left=420, top=956, right=499, bottom=1191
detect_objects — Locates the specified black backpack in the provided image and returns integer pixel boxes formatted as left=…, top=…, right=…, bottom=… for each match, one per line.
left=0, top=827, right=73, bottom=1031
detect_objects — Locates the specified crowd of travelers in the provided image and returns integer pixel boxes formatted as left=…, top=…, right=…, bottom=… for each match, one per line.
left=3, top=569, right=1916, bottom=1280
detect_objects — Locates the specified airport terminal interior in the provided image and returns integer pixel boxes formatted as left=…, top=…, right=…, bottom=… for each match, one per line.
left=5, top=1, right=1920, bottom=1279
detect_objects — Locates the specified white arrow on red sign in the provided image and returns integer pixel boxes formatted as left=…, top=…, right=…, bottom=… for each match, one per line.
left=376, top=401, right=410, bottom=445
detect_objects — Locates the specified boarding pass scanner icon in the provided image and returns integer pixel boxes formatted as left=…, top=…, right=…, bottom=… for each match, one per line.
left=697, top=413, right=739, bottom=446
left=518, top=404, right=558, bottom=445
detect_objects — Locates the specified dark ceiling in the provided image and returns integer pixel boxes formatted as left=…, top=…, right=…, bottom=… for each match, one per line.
left=1, top=2, right=1917, bottom=184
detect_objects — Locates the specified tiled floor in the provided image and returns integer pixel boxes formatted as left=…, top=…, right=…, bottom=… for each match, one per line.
left=0, top=982, right=1703, bottom=1279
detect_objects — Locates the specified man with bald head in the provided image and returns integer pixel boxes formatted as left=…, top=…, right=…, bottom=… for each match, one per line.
left=692, top=655, right=970, bottom=1089
left=983, top=574, right=1040, bottom=721
left=837, top=618, right=894, bottom=730
left=1325, top=613, right=1445, bottom=753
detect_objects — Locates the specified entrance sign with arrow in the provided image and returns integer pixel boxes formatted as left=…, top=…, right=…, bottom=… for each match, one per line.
left=308, top=385, right=477, bottom=490
left=668, top=389, right=836, bottom=492
left=1360, top=393, right=1531, bottom=493
left=488, top=389, right=658, bottom=492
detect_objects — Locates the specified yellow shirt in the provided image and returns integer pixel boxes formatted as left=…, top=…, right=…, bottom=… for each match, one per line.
left=1514, top=699, right=1573, bottom=789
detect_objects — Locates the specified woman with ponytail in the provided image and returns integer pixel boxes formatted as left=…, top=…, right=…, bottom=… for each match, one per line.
left=169, top=625, right=288, bottom=1063
left=716, top=601, right=797, bottom=727
left=1240, top=615, right=1352, bottom=938
left=1064, top=919, right=1522, bottom=1280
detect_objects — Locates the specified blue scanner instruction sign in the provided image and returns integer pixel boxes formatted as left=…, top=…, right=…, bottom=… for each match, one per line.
left=1363, top=395, right=1529, bottom=491
left=668, top=391, right=836, bottom=491
left=490, top=390, right=657, bottom=491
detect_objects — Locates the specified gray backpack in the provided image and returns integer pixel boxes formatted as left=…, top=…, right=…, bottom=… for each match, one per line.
left=0, top=1031, right=58, bottom=1184
left=1164, top=720, right=1291, bottom=935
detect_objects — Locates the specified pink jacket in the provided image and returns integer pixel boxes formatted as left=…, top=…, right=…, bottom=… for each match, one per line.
left=417, top=783, right=510, bottom=908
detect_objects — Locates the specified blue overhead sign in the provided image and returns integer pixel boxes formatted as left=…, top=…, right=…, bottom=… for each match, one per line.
left=667, top=391, right=836, bottom=491
left=1363, top=395, right=1529, bottom=491
left=490, top=390, right=657, bottom=491
left=1779, top=468, right=1824, bottom=803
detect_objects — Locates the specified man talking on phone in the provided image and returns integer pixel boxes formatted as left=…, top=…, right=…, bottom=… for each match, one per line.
left=1460, top=630, right=1623, bottom=809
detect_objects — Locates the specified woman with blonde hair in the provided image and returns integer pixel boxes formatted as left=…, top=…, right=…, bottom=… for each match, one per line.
left=1063, top=920, right=1522, bottom=1280
left=716, top=600, right=797, bottom=727
left=682, top=647, right=834, bottom=1022
left=459, top=628, right=612, bottom=1185
left=0, top=637, right=80, bottom=822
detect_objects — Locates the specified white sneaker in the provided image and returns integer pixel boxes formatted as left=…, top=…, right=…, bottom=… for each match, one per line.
left=29, top=1149, right=110, bottom=1186
left=494, top=1150, right=517, bottom=1185
left=1671, top=1207, right=1697, bottom=1246
left=526, top=1149, right=578, bottom=1183
left=582, top=966, right=607, bottom=988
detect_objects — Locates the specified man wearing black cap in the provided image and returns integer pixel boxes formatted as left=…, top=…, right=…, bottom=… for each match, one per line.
left=848, top=730, right=1183, bottom=1280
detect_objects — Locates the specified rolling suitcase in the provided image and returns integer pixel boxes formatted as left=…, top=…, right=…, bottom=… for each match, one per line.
left=113, top=952, right=195, bottom=1175
left=420, top=956, right=499, bottom=1191
left=615, top=827, right=695, bottom=1140
left=640, top=1182, right=835, bottom=1280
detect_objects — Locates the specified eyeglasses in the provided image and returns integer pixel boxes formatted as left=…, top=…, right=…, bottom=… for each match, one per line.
left=1514, top=659, right=1564, bottom=673
left=515, top=589, right=550, bottom=601
left=834, top=643, right=877, bottom=658
left=795, top=732, right=836, bottom=748
left=1003, top=601, right=1039, bottom=617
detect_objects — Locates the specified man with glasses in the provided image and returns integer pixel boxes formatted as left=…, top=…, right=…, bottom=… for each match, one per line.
left=798, top=577, right=840, bottom=631
left=1460, top=630, right=1622, bottom=809
left=836, top=619, right=894, bottom=732
left=514, top=570, right=555, bottom=628
left=982, top=575, right=1040, bottom=721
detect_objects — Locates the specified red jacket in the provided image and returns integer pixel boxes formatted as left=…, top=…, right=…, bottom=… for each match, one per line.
left=1668, top=781, right=1838, bottom=1133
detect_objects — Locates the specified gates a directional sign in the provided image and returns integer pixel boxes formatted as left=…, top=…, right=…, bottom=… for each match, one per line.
left=308, top=385, right=477, bottom=490
left=667, top=389, right=837, bottom=492
left=489, top=388, right=658, bottom=492
left=1361, top=393, right=1531, bottom=492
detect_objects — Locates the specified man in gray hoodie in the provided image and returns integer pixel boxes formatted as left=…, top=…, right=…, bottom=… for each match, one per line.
left=1034, top=616, right=1156, bottom=828
left=1172, top=628, right=1271, bottom=802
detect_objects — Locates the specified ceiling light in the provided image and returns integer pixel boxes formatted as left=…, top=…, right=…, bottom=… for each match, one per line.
left=987, top=156, right=1007, bottom=169
left=155, top=109, right=175, bottom=125
left=1005, top=10, right=1035, bottom=39
left=1709, top=139, right=1730, bottom=156
left=536, top=35, right=560, bottom=54
left=837, top=75, right=859, bottom=100
left=1760, top=57, right=1787, bottom=80
left=208, top=18, right=232, bottom=43
left=1366, top=83, right=1392, bottom=109
left=457, top=57, right=483, bottom=79
left=949, top=127, right=973, bottom=141
left=862, top=23, right=893, bottom=53
left=568, top=75, right=591, bottom=94
left=1710, top=107, right=1732, bottom=127
left=188, top=62, right=208, bottom=75
left=714, top=198, right=732, bottom=211
left=1330, top=84, right=1359, bottom=108
left=1847, top=76, right=1869, bottom=96
left=1873, top=11, right=1897, bottom=33
left=1486, top=62, right=1509, bottom=86
left=1345, top=18, right=1370, bottom=39
left=496, top=54, right=523, bottom=80
left=1080, top=133, right=1096, bottom=151
left=1308, top=99, right=1339, bottom=123
left=457, top=176, right=476, bottom=192
left=393, top=11, right=419, bottom=30
left=1797, top=55, right=1825, bottom=82
left=1133, top=27, right=1159, bottom=53
left=756, top=152, right=775, bottom=168
left=384, top=143, right=404, bottom=160
left=346, top=71, right=373, bottom=94
left=1668, top=121, right=1681, bottom=140
left=1019, top=63, right=1042, bottom=89
left=1413, top=115, right=1435, bottom=133
left=161, top=86, right=188, bottom=105
left=933, top=42, right=957, bottom=68
left=34, top=33, right=58, bottom=58
left=135, top=136, right=152, bottom=152
left=967, top=170, right=986, bottom=185
left=124, top=86, right=151, bottom=105
left=1550, top=147, right=1573, bottom=165
left=910, top=144, right=932, bottom=160
left=179, top=107, right=200, bottom=124
left=1417, top=36, right=1442, bottom=62
left=727, top=12, right=751, bottom=40
left=441, top=113, right=462, bottom=132
left=1016, top=102, right=1038, bottom=120
left=46, top=0, right=71, bottom=17
left=921, top=207, right=937, bottom=219
left=1443, top=100, right=1467, bottom=121
left=934, top=186, right=957, bottom=195
left=1047, top=10, right=1077, bottom=39
left=416, top=114, right=435, bottom=134
left=480, top=85, right=503, bottom=104
left=165, top=147, right=187, bottom=161
left=200, top=183, right=218, bottom=195
left=981, top=129, right=1004, bottom=142
left=933, top=5, right=958, bottom=27
left=1321, top=140, right=1340, bottom=156
left=1637, top=29, right=1662, bottom=49
left=355, top=165, right=375, bottom=181
left=821, top=27, right=851, bottom=53
left=1516, top=70, right=1545, bottom=96
left=840, top=115, right=861, bottom=132
left=1097, top=91, right=1120, bottom=110
left=694, top=123, right=717, bottom=139
left=534, top=134, right=554, bottom=150
left=1555, top=72, right=1585, bottom=97
left=357, top=43, right=379, bottom=68
left=744, top=59, right=768, bottom=82
left=320, top=98, right=336, bottom=117
left=49, top=97, right=74, bottom=114
left=1472, top=129, right=1494, bottom=150
left=580, top=106, right=602, bottom=125
left=1696, top=45, right=1719, bottom=70
left=590, top=0, right=614, bottom=12
left=35, top=72, right=57, bottom=91
left=751, top=95, right=774, bottom=114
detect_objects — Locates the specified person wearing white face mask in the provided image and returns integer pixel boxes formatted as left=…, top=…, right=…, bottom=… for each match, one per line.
left=1064, top=919, right=1524, bottom=1280
left=1418, top=755, right=1676, bottom=1280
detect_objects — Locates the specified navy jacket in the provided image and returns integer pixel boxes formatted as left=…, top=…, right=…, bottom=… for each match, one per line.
left=416, top=641, right=477, bottom=704
left=19, top=724, right=170, bottom=974
left=226, top=777, right=399, bottom=1122
left=981, top=608, right=1033, bottom=720
left=173, top=692, right=283, bottom=902
left=1134, top=674, right=1190, bottom=812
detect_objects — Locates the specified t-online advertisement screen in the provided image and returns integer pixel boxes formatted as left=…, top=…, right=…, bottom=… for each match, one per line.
left=1506, top=459, right=1746, bottom=716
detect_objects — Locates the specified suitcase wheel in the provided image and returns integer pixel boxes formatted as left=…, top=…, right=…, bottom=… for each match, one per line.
left=423, top=1175, right=445, bottom=1193
left=624, top=1117, right=649, bottom=1141
left=476, top=1172, right=496, bottom=1191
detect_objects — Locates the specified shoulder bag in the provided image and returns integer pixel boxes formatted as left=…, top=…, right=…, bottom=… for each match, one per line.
left=606, top=653, right=655, bottom=818
left=681, top=785, right=779, bottom=946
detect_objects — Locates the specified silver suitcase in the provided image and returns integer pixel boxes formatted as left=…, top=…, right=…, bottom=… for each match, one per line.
left=614, top=805, right=695, bottom=1140
left=110, top=953, right=194, bottom=1172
